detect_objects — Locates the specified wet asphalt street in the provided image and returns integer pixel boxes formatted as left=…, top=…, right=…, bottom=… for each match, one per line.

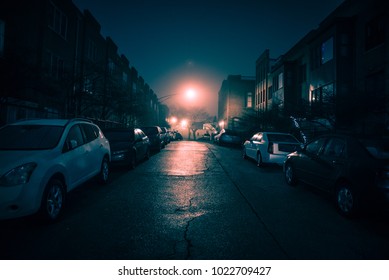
left=1, top=140, right=389, bottom=260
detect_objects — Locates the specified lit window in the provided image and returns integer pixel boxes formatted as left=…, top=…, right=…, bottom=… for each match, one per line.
left=247, top=92, right=253, bottom=108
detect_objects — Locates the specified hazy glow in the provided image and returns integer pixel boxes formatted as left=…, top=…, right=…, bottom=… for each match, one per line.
left=185, top=88, right=196, bottom=100
left=181, top=119, right=188, bottom=128
left=170, top=116, right=178, bottom=124
left=154, top=61, right=224, bottom=116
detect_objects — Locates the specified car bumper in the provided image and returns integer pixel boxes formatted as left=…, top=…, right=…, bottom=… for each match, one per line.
left=264, top=153, right=289, bottom=166
left=0, top=182, right=41, bottom=220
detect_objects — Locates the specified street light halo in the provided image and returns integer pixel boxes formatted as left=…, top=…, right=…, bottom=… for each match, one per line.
left=185, top=88, right=196, bottom=100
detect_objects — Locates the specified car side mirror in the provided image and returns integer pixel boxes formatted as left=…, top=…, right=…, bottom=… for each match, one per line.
left=69, top=140, right=78, bottom=150
left=63, top=139, right=78, bottom=153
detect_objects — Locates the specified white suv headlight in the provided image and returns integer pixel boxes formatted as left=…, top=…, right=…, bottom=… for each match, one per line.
left=0, top=162, right=37, bottom=186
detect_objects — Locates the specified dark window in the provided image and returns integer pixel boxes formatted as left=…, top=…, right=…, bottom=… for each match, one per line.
left=104, top=130, right=135, bottom=142
left=65, top=125, right=85, bottom=151
left=365, top=71, right=385, bottom=112
left=0, top=20, right=4, bottom=57
left=365, top=15, right=385, bottom=51
left=298, top=64, right=306, bottom=83
left=44, top=51, right=65, bottom=80
left=267, top=134, right=299, bottom=143
left=140, top=127, right=159, bottom=136
left=306, top=137, right=326, bottom=155
left=48, top=2, right=68, bottom=39
left=0, top=125, right=64, bottom=150
left=323, top=138, right=345, bottom=158
left=81, top=124, right=99, bottom=143
left=321, top=37, right=334, bottom=64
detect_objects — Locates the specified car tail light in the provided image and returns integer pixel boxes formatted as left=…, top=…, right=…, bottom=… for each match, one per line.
left=268, top=142, right=274, bottom=154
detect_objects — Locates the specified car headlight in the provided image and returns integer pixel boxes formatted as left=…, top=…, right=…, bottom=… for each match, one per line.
left=0, top=162, right=37, bottom=186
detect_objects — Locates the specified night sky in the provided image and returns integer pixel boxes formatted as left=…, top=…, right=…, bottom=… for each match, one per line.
left=73, top=0, right=344, bottom=116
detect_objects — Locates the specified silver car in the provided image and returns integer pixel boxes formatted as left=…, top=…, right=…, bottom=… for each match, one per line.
left=0, top=118, right=111, bottom=222
left=243, top=132, right=302, bottom=167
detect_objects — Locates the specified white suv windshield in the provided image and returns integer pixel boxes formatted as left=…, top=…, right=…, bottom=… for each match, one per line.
left=0, top=125, right=64, bottom=150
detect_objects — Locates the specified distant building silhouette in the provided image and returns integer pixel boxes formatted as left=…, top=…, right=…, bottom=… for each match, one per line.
left=0, top=0, right=167, bottom=127
left=218, top=75, right=255, bottom=132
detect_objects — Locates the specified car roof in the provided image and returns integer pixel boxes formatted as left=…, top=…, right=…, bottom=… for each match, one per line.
left=103, top=127, right=134, bottom=132
left=261, top=131, right=293, bottom=135
left=7, top=118, right=93, bottom=127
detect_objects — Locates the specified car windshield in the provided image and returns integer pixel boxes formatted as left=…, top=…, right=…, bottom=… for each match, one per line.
left=0, top=124, right=64, bottom=150
left=267, top=134, right=299, bottom=143
left=224, top=129, right=239, bottom=136
left=360, top=139, right=389, bottom=160
left=104, top=130, right=134, bottom=142
left=140, top=127, right=157, bottom=135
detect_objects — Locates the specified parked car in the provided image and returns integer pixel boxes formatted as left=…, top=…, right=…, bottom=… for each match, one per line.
left=160, top=127, right=170, bottom=145
left=102, top=128, right=150, bottom=169
left=243, top=132, right=302, bottom=166
left=0, top=118, right=111, bottom=222
left=140, top=126, right=164, bottom=152
left=174, top=132, right=183, bottom=141
left=202, top=132, right=211, bottom=141
left=213, top=129, right=224, bottom=144
left=215, top=129, right=243, bottom=146
left=283, top=134, right=389, bottom=217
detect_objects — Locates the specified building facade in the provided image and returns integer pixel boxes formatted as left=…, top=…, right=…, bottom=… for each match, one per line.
left=0, top=0, right=166, bottom=127
left=255, top=0, right=389, bottom=136
left=218, top=75, right=255, bottom=132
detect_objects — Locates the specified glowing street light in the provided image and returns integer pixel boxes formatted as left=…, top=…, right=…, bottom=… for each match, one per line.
left=158, top=88, right=197, bottom=103
left=185, top=88, right=196, bottom=100
left=180, top=119, right=188, bottom=128
left=169, top=116, right=178, bottom=124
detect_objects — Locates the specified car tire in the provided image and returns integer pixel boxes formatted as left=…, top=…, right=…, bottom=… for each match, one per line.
left=284, top=163, right=298, bottom=186
left=256, top=152, right=263, bottom=167
left=99, top=157, right=110, bottom=184
left=40, top=178, right=65, bottom=222
left=242, top=148, right=248, bottom=159
left=335, top=183, right=358, bottom=218
left=145, top=148, right=150, bottom=160
left=129, top=152, right=136, bottom=169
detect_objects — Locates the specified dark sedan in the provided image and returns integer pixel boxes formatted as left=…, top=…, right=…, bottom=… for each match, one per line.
left=215, top=129, right=243, bottom=146
left=283, top=134, right=389, bottom=217
left=140, top=126, right=164, bottom=152
left=103, top=128, right=150, bottom=169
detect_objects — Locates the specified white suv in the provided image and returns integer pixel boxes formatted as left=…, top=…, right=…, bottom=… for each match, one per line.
left=0, top=118, right=111, bottom=222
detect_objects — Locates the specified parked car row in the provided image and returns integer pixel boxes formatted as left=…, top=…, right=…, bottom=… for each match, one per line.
left=102, top=128, right=150, bottom=169
left=237, top=129, right=389, bottom=218
left=0, top=119, right=173, bottom=223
